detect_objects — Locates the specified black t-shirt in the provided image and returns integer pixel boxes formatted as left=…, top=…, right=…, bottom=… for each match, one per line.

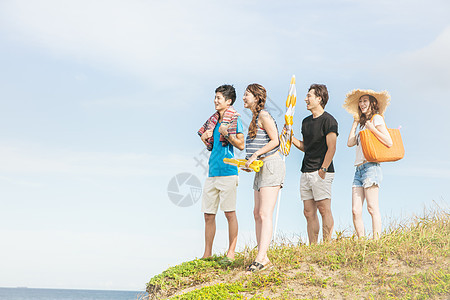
left=301, top=111, right=338, bottom=173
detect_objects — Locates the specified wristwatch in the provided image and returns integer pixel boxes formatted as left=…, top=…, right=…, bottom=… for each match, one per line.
left=320, top=167, right=327, bottom=173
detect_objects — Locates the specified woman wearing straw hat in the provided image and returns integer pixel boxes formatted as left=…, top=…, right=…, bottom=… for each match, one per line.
left=344, top=89, right=393, bottom=239
left=242, top=83, right=285, bottom=272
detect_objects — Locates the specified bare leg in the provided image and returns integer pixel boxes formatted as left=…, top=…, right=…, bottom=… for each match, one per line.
left=202, top=213, right=216, bottom=258
left=303, top=200, right=320, bottom=244
left=352, top=187, right=365, bottom=237
left=254, top=186, right=280, bottom=264
left=224, top=211, right=238, bottom=259
left=317, top=199, right=334, bottom=242
left=253, top=190, right=262, bottom=249
left=365, top=185, right=381, bottom=239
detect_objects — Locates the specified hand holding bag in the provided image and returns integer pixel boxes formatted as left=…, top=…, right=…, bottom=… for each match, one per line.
left=359, top=115, right=404, bottom=163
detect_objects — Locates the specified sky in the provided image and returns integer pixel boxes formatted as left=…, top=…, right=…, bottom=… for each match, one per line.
left=0, top=0, right=449, bottom=292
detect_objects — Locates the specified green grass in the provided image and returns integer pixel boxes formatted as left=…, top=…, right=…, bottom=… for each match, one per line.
left=145, top=207, right=449, bottom=299
left=146, top=255, right=236, bottom=296
left=171, top=283, right=245, bottom=300
left=374, top=269, right=450, bottom=299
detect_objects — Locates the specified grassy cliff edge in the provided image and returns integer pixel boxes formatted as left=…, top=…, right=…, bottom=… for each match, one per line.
left=145, top=208, right=449, bottom=299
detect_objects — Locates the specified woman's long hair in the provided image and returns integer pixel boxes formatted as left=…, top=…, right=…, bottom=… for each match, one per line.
left=359, top=94, right=380, bottom=127
left=247, top=83, right=267, bottom=138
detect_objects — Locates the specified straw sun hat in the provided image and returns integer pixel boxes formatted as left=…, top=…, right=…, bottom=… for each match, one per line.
left=343, top=89, right=391, bottom=118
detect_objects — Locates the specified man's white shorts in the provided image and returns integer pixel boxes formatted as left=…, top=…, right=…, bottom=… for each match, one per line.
left=300, top=171, right=334, bottom=201
left=201, top=175, right=238, bottom=214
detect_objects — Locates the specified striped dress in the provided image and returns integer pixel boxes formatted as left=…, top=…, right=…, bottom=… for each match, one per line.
left=245, top=110, right=280, bottom=160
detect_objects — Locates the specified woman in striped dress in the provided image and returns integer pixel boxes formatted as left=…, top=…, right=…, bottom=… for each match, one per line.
left=243, top=83, right=286, bottom=272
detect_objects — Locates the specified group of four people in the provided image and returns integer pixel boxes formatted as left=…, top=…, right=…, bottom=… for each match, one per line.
left=197, top=83, right=392, bottom=272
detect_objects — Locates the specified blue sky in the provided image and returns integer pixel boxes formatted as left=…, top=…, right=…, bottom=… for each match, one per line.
left=0, top=0, right=449, bottom=291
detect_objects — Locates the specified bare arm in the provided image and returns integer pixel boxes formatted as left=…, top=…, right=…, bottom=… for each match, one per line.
left=366, top=119, right=393, bottom=148
left=318, top=132, right=337, bottom=179
left=347, top=120, right=359, bottom=147
left=218, top=123, right=245, bottom=150
left=225, top=133, right=245, bottom=150
left=245, top=111, right=280, bottom=167
left=292, top=135, right=304, bottom=152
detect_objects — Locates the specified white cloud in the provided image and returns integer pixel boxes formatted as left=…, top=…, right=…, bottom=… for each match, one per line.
left=0, top=143, right=195, bottom=177
left=406, top=26, right=450, bottom=84
left=383, top=26, right=450, bottom=91
left=0, top=175, right=42, bottom=188
left=387, top=161, right=450, bottom=179
left=81, top=95, right=155, bottom=109
left=0, top=229, right=169, bottom=290
left=0, top=0, right=280, bottom=87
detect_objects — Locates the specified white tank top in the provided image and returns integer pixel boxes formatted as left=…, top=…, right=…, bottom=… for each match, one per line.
left=354, top=114, right=385, bottom=166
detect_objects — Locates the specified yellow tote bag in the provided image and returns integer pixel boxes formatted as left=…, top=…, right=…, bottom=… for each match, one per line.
left=360, top=116, right=405, bottom=163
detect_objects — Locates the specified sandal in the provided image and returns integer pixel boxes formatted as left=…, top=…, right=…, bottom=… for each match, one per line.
left=246, top=261, right=267, bottom=272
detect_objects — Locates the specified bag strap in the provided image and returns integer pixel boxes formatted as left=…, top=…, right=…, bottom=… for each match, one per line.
left=370, top=113, right=382, bottom=121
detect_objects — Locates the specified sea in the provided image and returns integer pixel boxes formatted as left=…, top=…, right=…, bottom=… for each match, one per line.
left=0, top=287, right=146, bottom=300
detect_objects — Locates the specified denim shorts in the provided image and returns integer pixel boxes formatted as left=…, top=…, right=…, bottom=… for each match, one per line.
left=353, top=162, right=382, bottom=188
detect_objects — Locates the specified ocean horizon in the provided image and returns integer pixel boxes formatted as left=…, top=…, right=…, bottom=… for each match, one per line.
left=0, top=287, right=146, bottom=300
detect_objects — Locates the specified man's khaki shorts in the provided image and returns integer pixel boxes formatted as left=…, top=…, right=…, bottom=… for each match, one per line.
left=300, top=171, right=334, bottom=201
left=201, top=175, right=238, bottom=214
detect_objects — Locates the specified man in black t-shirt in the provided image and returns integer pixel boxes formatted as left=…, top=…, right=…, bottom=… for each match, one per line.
left=291, top=84, right=338, bottom=244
